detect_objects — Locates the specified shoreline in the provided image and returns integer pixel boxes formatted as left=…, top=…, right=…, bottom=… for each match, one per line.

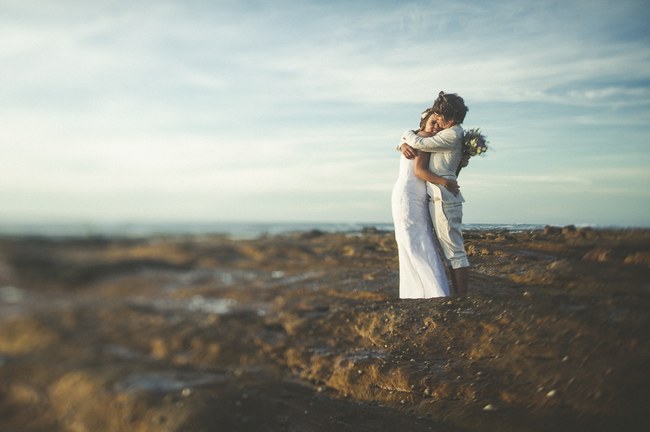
left=2, top=220, right=647, bottom=240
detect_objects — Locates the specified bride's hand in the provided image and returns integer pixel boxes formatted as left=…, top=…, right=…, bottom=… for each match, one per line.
left=399, top=144, right=417, bottom=159
left=444, top=179, right=460, bottom=196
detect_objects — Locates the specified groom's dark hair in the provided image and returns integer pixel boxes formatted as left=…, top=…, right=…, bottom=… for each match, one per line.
left=432, top=91, right=468, bottom=124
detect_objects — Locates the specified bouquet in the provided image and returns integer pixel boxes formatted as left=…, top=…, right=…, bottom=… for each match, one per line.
left=456, top=128, right=489, bottom=175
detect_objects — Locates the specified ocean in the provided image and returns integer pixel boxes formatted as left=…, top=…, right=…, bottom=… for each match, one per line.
left=0, top=221, right=548, bottom=239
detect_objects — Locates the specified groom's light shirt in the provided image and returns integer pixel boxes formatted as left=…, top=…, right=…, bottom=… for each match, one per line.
left=401, top=124, right=464, bottom=204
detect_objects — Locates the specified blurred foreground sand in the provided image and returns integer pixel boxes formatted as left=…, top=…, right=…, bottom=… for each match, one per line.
left=0, top=227, right=648, bottom=431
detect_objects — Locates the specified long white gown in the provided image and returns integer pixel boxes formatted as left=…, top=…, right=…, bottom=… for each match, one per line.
left=391, top=154, right=450, bottom=298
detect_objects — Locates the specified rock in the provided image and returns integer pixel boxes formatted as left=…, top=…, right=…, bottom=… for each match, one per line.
left=300, top=229, right=325, bottom=239
left=624, top=252, right=650, bottom=266
left=576, top=227, right=598, bottom=239
left=548, top=259, right=573, bottom=273
left=582, top=248, right=612, bottom=263
left=562, top=225, right=577, bottom=234
left=543, top=226, right=562, bottom=235
left=466, top=244, right=490, bottom=256
left=0, top=317, right=59, bottom=354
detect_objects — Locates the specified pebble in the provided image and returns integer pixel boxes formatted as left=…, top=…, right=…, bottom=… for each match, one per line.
left=546, top=390, right=557, bottom=397
left=483, top=404, right=496, bottom=411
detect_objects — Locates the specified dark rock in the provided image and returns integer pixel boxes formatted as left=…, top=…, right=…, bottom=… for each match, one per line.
left=543, top=226, right=562, bottom=235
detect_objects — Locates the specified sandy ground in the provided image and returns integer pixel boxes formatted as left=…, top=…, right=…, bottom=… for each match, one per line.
left=0, top=226, right=648, bottom=431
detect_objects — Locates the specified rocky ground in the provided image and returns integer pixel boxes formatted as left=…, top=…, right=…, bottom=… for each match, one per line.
left=0, top=226, right=648, bottom=431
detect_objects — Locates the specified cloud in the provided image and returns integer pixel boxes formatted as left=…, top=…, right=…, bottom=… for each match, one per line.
left=237, top=0, right=650, bottom=108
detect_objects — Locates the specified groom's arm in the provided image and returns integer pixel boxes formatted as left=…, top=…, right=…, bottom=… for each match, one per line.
left=401, top=128, right=457, bottom=153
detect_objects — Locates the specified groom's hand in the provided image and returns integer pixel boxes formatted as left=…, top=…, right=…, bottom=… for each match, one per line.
left=444, top=179, right=460, bottom=196
left=399, top=144, right=417, bottom=159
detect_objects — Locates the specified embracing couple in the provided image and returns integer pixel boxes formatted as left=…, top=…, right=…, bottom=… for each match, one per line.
left=391, top=91, right=469, bottom=299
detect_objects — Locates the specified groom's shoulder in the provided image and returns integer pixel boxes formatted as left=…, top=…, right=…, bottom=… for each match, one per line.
left=440, top=125, right=463, bottom=141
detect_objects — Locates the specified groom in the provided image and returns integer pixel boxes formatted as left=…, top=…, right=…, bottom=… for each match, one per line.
left=399, top=92, right=470, bottom=295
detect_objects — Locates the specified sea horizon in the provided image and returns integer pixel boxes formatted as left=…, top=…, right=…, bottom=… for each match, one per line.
left=0, top=220, right=645, bottom=239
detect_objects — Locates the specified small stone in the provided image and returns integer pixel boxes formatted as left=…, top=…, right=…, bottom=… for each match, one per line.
left=546, top=390, right=557, bottom=397
left=181, top=388, right=193, bottom=397
left=483, top=404, right=496, bottom=411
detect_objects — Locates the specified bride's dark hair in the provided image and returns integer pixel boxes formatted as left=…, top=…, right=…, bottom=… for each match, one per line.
left=432, top=91, right=468, bottom=124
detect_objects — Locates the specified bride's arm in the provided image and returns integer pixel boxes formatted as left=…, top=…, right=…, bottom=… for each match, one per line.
left=398, top=130, right=435, bottom=158
left=414, top=152, right=460, bottom=196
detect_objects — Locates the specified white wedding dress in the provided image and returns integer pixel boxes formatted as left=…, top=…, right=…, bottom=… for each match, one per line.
left=391, top=154, right=450, bottom=298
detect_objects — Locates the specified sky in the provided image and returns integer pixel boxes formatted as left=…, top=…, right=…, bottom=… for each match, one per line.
left=2, top=0, right=650, bottom=228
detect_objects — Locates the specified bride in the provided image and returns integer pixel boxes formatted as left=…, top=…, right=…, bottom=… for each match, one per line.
left=391, top=108, right=458, bottom=298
